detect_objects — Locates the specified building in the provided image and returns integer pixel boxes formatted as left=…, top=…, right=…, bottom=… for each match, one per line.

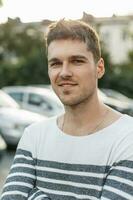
left=81, top=13, right=133, bottom=64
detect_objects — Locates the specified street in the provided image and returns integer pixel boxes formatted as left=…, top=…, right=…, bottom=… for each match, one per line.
left=0, top=149, right=15, bottom=194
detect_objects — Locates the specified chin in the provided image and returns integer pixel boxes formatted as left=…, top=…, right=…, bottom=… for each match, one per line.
left=58, top=97, right=75, bottom=106
left=60, top=98, right=84, bottom=107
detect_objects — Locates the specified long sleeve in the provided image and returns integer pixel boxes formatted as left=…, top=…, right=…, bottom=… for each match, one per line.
left=100, top=160, right=133, bottom=200
left=100, top=131, right=133, bottom=200
left=1, top=128, right=36, bottom=200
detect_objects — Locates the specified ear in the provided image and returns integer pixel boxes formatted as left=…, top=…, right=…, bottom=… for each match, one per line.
left=96, top=58, right=105, bottom=79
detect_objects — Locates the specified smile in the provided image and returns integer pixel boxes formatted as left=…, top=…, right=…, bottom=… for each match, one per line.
left=58, top=82, right=77, bottom=86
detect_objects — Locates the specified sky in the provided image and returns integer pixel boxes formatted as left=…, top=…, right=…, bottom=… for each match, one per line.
left=0, top=0, right=133, bottom=23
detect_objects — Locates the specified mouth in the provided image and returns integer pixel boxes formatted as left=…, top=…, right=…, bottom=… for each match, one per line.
left=58, top=82, right=78, bottom=87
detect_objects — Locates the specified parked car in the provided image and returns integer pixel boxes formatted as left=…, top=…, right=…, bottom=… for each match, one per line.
left=98, top=89, right=133, bottom=116
left=101, top=88, right=133, bottom=104
left=0, top=135, right=7, bottom=160
left=0, top=90, right=46, bottom=147
left=3, top=86, right=64, bottom=117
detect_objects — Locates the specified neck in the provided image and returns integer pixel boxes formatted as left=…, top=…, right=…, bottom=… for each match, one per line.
left=59, top=98, right=109, bottom=136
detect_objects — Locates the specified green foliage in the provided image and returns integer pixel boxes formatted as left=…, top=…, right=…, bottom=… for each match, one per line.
left=0, top=18, right=50, bottom=88
left=98, top=42, right=115, bottom=88
left=98, top=41, right=133, bottom=98
left=128, top=51, right=133, bottom=63
left=109, top=59, right=133, bottom=98
left=0, top=0, right=3, bottom=6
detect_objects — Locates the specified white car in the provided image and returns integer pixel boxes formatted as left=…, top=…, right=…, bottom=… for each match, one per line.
left=98, top=89, right=133, bottom=116
left=3, top=86, right=64, bottom=117
left=0, top=90, right=46, bottom=147
left=101, top=88, right=133, bottom=104
left=0, top=134, right=7, bottom=159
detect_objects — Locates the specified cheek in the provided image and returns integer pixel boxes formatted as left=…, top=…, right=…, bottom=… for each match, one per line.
left=48, top=69, right=58, bottom=83
left=81, top=70, right=97, bottom=86
left=48, top=71, right=54, bottom=83
left=82, top=69, right=96, bottom=79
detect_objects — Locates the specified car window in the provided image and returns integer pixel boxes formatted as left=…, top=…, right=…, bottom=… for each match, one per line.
left=0, top=91, right=19, bottom=108
left=28, top=93, right=53, bottom=110
left=9, top=92, right=24, bottom=102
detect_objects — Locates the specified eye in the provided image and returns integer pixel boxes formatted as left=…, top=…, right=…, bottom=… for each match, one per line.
left=71, top=59, right=85, bottom=65
left=49, top=61, right=62, bottom=68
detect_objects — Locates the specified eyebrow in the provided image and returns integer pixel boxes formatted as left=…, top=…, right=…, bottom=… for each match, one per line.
left=48, top=58, right=60, bottom=63
left=70, top=55, right=88, bottom=61
left=48, top=55, right=88, bottom=63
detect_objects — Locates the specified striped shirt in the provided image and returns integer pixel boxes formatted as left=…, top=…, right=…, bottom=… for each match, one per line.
left=1, top=114, right=133, bottom=200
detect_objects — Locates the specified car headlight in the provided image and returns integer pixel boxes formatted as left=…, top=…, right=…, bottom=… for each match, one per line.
left=0, top=123, right=29, bottom=137
left=0, top=135, right=7, bottom=150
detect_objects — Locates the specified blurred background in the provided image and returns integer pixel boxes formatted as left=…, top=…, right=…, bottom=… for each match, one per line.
left=0, top=0, right=133, bottom=194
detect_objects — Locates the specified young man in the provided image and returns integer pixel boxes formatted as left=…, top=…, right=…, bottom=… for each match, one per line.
left=1, top=19, right=133, bottom=200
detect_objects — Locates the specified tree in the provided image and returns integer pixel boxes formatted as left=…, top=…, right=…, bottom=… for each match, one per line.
left=98, top=42, right=115, bottom=89
left=0, top=18, right=50, bottom=87
left=0, top=0, right=3, bottom=6
left=101, top=47, right=133, bottom=99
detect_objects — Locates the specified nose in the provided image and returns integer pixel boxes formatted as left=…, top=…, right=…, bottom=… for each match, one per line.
left=59, top=62, right=73, bottom=78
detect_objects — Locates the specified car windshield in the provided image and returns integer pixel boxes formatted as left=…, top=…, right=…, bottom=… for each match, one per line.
left=0, top=90, right=19, bottom=108
left=102, top=89, right=129, bottom=101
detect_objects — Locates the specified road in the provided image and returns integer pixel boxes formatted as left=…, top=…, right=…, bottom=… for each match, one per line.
left=0, top=149, right=15, bottom=194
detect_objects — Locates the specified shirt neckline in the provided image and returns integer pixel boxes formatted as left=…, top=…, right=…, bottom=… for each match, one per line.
left=54, top=114, right=129, bottom=140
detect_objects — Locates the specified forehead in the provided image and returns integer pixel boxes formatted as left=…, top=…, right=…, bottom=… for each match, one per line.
left=48, top=39, right=90, bottom=60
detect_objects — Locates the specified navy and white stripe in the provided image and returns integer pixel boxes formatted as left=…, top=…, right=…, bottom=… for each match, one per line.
left=1, top=149, right=133, bottom=200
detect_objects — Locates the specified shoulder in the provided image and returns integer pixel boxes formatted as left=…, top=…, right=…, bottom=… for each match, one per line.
left=111, top=114, right=133, bottom=163
left=119, top=114, right=133, bottom=134
left=122, top=114, right=133, bottom=124
left=24, top=115, right=59, bottom=142
left=27, top=116, right=57, bottom=133
left=111, top=114, right=133, bottom=134
left=115, top=114, right=133, bottom=143
left=17, top=116, right=58, bottom=152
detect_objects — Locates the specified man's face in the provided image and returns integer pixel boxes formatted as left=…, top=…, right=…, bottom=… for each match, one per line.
left=48, top=39, right=104, bottom=106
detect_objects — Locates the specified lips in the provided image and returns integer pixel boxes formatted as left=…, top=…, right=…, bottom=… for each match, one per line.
left=58, top=82, right=77, bottom=86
